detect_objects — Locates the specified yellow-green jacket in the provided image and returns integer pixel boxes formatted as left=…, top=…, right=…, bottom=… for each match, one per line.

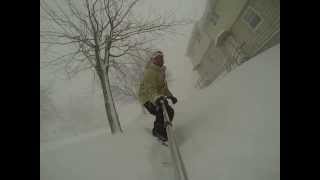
left=138, top=63, right=173, bottom=104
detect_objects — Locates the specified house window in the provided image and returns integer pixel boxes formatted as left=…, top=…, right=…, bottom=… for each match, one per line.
left=207, top=11, right=219, bottom=25
left=192, top=23, right=201, bottom=43
left=194, top=30, right=201, bottom=43
left=243, top=7, right=262, bottom=30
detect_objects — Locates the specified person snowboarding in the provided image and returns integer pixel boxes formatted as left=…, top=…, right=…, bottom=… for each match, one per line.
left=138, top=51, right=178, bottom=142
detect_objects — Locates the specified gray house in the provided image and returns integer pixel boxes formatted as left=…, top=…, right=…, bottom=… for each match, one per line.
left=186, top=0, right=280, bottom=88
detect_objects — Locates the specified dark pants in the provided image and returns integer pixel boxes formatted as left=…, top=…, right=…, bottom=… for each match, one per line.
left=144, top=101, right=174, bottom=138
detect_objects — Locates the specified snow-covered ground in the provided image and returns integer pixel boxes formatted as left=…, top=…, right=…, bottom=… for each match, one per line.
left=41, top=45, right=280, bottom=180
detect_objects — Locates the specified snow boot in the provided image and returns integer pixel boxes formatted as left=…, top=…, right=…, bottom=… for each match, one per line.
left=158, top=133, right=168, bottom=142
left=152, top=128, right=168, bottom=142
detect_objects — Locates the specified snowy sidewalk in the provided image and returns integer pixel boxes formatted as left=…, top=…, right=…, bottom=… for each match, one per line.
left=41, top=114, right=176, bottom=180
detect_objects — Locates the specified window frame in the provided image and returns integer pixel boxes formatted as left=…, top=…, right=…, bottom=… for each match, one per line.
left=208, top=11, right=220, bottom=26
left=242, top=6, right=263, bottom=32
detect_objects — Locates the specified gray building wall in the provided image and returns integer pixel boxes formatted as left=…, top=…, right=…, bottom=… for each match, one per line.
left=231, top=0, right=280, bottom=56
left=187, top=0, right=280, bottom=89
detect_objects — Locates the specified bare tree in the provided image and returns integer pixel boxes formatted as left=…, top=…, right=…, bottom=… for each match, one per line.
left=110, top=49, right=149, bottom=101
left=40, top=0, right=188, bottom=134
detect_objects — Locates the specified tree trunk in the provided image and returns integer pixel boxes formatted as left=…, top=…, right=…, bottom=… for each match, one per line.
left=97, top=67, right=123, bottom=134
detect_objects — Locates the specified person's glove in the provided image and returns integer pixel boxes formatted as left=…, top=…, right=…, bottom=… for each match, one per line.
left=155, top=96, right=168, bottom=106
left=167, top=96, right=178, bottom=104
left=144, top=101, right=157, bottom=115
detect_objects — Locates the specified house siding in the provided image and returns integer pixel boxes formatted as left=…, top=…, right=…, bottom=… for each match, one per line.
left=187, top=0, right=280, bottom=88
left=231, top=0, right=280, bottom=56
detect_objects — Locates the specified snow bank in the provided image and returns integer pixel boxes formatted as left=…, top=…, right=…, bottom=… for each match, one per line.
left=41, top=113, right=176, bottom=180
left=174, top=45, right=280, bottom=180
left=41, top=45, right=279, bottom=180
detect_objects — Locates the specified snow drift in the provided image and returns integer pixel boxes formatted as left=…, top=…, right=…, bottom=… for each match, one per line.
left=41, top=45, right=280, bottom=180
